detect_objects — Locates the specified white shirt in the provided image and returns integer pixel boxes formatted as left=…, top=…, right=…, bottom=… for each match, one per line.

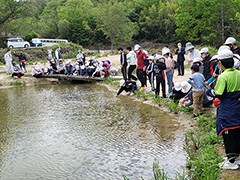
left=127, top=51, right=137, bottom=65
left=188, top=49, right=201, bottom=61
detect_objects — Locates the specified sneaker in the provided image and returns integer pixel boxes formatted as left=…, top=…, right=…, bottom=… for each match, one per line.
left=130, top=92, right=135, bottom=96
left=235, top=157, right=240, bottom=165
left=191, top=114, right=198, bottom=119
left=148, top=90, right=152, bottom=93
left=167, top=92, right=173, bottom=96
left=139, top=87, right=145, bottom=91
left=220, top=161, right=239, bottom=170
left=126, top=92, right=131, bottom=96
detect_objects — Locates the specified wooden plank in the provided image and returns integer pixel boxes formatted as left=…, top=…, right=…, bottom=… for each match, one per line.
left=24, top=74, right=105, bottom=82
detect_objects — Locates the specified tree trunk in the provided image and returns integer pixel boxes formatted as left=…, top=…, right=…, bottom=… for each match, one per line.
left=111, top=35, right=114, bottom=54
left=221, top=0, right=224, bottom=43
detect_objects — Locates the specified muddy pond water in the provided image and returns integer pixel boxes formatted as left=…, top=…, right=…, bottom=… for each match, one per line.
left=0, top=84, right=186, bottom=180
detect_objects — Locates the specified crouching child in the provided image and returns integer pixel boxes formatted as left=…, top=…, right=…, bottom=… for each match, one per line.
left=12, top=62, right=24, bottom=78
left=115, top=80, right=137, bottom=97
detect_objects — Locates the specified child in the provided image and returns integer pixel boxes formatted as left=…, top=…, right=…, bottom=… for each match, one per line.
left=65, top=61, right=73, bottom=76
left=115, top=80, right=137, bottom=97
left=12, top=62, right=24, bottom=78
left=153, top=56, right=166, bottom=98
left=214, top=49, right=240, bottom=170
left=187, top=65, right=206, bottom=118
left=55, top=59, right=65, bottom=74
left=147, top=56, right=155, bottom=93
left=32, top=64, right=43, bottom=78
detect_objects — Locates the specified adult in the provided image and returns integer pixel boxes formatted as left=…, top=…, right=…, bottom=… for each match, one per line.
left=200, top=47, right=213, bottom=81
left=134, top=44, right=147, bottom=91
left=175, top=43, right=185, bottom=76
left=118, top=47, right=127, bottom=81
left=185, top=42, right=201, bottom=65
left=126, top=46, right=137, bottom=81
left=163, top=49, right=175, bottom=95
left=214, top=49, right=240, bottom=169
left=224, top=37, right=240, bottom=56
left=55, top=46, right=62, bottom=64
left=13, top=51, right=27, bottom=72
left=4, top=49, right=13, bottom=75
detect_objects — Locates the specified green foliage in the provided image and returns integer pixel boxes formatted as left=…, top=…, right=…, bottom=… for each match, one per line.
left=24, top=31, right=38, bottom=42
left=175, top=0, right=240, bottom=46
left=96, top=0, right=137, bottom=52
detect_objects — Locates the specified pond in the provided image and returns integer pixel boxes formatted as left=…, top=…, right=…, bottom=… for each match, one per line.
left=0, top=84, right=186, bottom=180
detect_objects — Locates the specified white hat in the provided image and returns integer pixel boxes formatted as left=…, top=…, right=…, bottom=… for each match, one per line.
left=148, top=56, right=154, bottom=60
left=162, top=49, right=170, bottom=55
left=120, top=80, right=125, bottom=87
left=143, top=50, right=148, bottom=55
left=218, top=45, right=230, bottom=54
left=181, top=81, right=191, bottom=93
left=210, top=55, right=218, bottom=61
left=155, top=55, right=163, bottom=60
left=174, top=82, right=182, bottom=91
left=78, top=50, right=82, bottom=53
left=35, top=65, right=40, bottom=70
left=224, top=37, right=236, bottom=45
left=218, top=49, right=233, bottom=60
left=193, top=57, right=201, bottom=63
left=185, top=42, right=194, bottom=51
left=200, top=47, right=209, bottom=54
left=66, top=60, right=70, bottom=64
left=134, top=44, right=140, bottom=51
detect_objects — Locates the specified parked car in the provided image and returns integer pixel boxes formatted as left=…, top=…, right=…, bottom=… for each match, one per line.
left=6, top=37, right=30, bottom=48
left=30, top=38, right=42, bottom=47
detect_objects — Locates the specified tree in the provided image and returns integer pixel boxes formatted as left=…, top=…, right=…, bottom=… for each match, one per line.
left=175, top=0, right=240, bottom=46
left=0, top=0, right=26, bottom=27
left=96, top=0, right=137, bottom=53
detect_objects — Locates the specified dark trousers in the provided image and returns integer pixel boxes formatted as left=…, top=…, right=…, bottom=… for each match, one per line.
left=177, top=60, right=184, bottom=75
left=121, top=66, right=127, bottom=81
left=155, top=75, right=166, bottom=98
left=128, top=65, right=137, bottom=81
left=148, top=73, right=155, bottom=90
left=222, top=128, right=240, bottom=163
left=12, top=72, right=24, bottom=78
left=137, top=69, right=145, bottom=87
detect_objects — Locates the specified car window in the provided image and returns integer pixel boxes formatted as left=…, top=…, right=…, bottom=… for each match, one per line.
left=18, top=39, right=24, bottom=42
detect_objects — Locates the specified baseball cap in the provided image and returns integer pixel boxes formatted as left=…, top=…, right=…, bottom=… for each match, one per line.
left=218, top=49, right=233, bottom=60
left=224, top=37, right=236, bottom=45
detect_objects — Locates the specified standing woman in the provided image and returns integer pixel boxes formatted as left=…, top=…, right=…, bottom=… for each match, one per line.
left=4, top=49, right=13, bottom=75
left=126, top=46, right=137, bottom=81
left=163, top=49, right=175, bottom=96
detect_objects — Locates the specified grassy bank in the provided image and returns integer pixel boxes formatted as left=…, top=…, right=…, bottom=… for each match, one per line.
left=104, top=77, right=224, bottom=179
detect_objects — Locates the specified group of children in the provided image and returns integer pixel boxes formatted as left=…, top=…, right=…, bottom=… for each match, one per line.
left=116, top=38, right=240, bottom=170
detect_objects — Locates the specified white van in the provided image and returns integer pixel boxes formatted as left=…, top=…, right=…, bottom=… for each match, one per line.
left=6, top=37, right=30, bottom=48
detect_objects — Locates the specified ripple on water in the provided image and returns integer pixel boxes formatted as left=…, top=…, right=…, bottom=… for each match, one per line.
left=0, top=85, right=186, bottom=179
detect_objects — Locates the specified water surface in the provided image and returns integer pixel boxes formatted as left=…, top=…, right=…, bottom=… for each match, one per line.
left=0, top=84, right=186, bottom=179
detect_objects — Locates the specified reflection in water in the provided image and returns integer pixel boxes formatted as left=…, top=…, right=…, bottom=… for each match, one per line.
left=0, top=85, right=186, bottom=179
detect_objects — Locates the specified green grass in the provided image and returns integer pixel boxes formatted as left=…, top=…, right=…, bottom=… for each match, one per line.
left=10, top=80, right=26, bottom=86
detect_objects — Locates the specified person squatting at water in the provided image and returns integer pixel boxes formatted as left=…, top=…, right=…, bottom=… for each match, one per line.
left=11, top=62, right=24, bottom=79
left=169, top=82, right=190, bottom=103
left=32, top=64, right=43, bottom=78
left=118, top=47, right=128, bottom=81
left=153, top=55, right=167, bottom=98
left=115, top=80, right=137, bottom=97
